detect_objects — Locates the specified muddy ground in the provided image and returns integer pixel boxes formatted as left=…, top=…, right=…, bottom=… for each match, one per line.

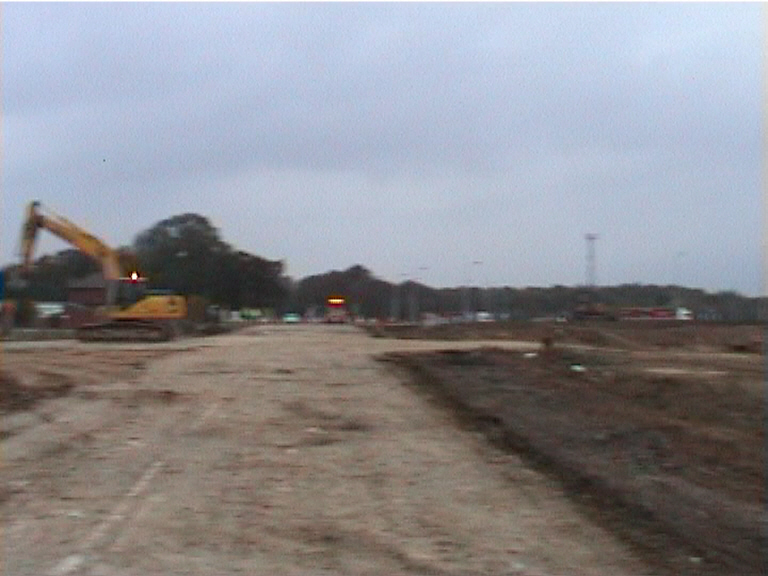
left=376, top=321, right=764, bottom=576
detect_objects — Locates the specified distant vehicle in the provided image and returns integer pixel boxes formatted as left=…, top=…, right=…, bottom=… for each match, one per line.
left=239, top=308, right=263, bottom=321
left=676, top=307, right=694, bottom=321
left=573, top=302, right=618, bottom=321
left=617, top=306, right=693, bottom=321
left=282, top=313, right=301, bottom=324
left=325, top=296, right=348, bottom=323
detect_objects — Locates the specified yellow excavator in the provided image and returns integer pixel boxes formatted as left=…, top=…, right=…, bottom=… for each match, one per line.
left=20, top=201, right=187, bottom=342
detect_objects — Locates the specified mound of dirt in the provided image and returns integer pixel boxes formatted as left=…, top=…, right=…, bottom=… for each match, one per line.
left=370, top=321, right=764, bottom=354
left=384, top=347, right=764, bottom=576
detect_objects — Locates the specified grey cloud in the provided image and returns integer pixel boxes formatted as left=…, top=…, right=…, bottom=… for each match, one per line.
left=2, top=3, right=762, bottom=294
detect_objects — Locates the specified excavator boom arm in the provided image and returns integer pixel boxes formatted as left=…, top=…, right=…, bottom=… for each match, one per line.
left=20, top=201, right=122, bottom=280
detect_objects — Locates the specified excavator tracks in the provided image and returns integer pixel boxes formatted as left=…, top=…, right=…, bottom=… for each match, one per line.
left=76, top=319, right=173, bottom=343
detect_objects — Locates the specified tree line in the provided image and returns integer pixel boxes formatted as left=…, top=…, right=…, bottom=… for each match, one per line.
left=290, top=266, right=766, bottom=323
left=4, top=212, right=765, bottom=324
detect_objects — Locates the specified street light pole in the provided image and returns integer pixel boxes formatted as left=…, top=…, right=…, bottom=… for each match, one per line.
left=413, top=266, right=428, bottom=323
left=472, top=260, right=483, bottom=318
left=390, top=272, right=407, bottom=322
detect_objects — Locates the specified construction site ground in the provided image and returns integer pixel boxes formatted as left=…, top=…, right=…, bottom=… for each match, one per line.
left=376, top=321, right=763, bottom=576
left=0, top=322, right=762, bottom=576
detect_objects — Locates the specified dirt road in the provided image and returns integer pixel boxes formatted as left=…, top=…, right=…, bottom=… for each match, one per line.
left=2, top=325, right=650, bottom=575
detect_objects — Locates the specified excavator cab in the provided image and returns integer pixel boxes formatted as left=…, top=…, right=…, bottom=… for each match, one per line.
left=114, top=273, right=148, bottom=310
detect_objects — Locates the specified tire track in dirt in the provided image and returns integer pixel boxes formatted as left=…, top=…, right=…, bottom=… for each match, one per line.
left=48, top=460, right=165, bottom=575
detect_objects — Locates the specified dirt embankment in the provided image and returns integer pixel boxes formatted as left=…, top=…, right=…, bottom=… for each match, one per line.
left=369, top=321, right=763, bottom=354
left=383, top=343, right=763, bottom=576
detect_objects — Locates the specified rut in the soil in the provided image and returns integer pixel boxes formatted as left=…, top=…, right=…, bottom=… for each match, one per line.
left=0, top=370, right=74, bottom=413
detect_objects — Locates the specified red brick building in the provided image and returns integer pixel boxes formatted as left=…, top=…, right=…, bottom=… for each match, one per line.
left=68, top=273, right=107, bottom=307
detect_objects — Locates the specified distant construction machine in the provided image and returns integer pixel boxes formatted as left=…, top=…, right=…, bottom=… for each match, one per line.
left=20, top=201, right=187, bottom=342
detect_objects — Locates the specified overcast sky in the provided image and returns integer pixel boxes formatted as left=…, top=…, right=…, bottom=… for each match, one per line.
left=2, top=3, right=763, bottom=295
